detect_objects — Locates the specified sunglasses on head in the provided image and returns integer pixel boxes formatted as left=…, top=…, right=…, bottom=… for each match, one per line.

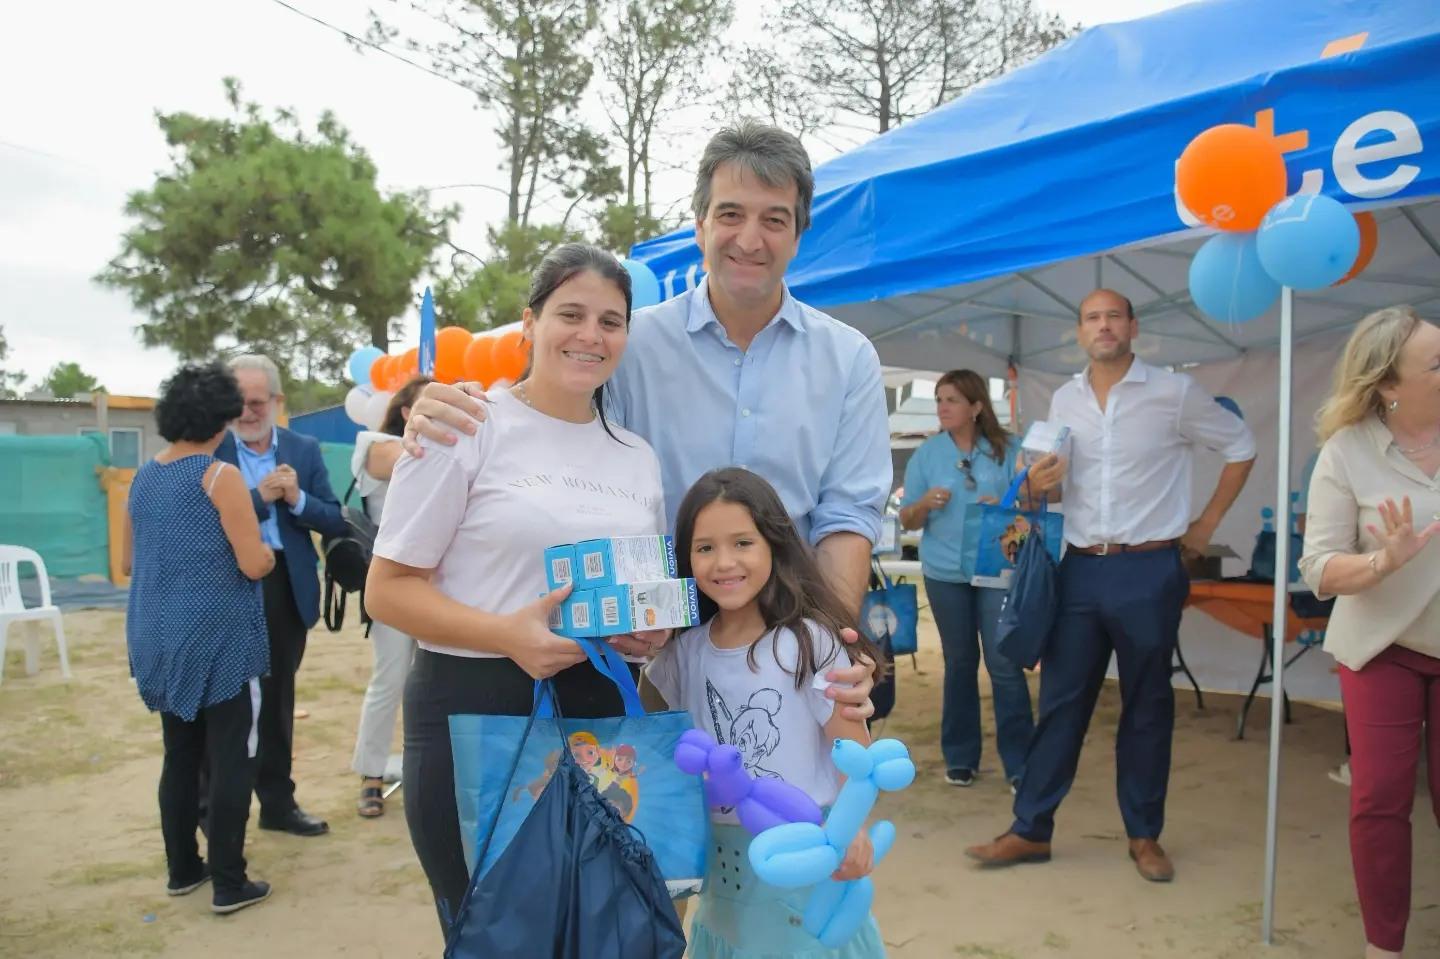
left=956, top=457, right=977, bottom=491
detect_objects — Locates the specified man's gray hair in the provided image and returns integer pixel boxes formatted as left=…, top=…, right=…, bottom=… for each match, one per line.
left=692, top=121, right=814, bottom=235
left=229, top=354, right=282, bottom=396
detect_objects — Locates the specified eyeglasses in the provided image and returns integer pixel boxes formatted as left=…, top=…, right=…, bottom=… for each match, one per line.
left=956, top=457, right=977, bottom=491
left=242, top=398, right=274, bottom=412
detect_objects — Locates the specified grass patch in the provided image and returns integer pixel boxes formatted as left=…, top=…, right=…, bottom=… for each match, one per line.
left=56, top=856, right=163, bottom=887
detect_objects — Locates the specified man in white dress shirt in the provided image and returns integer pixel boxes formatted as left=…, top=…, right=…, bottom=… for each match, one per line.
left=966, top=289, right=1256, bottom=882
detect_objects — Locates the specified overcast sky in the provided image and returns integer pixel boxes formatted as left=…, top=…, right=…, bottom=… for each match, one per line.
left=0, top=0, right=1187, bottom=397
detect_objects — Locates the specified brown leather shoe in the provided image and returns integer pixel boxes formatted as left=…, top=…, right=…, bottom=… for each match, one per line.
left=964, top=832, right=1052, bottom=867
left=1128, top=838, right=1175, bottom=882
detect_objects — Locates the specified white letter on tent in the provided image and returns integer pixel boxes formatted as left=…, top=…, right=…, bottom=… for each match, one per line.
left=1334, top=110, right=1423, bottom=199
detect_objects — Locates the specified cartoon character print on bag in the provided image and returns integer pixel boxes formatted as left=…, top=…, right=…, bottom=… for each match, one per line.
left=511, top=732, right=641, bottom=822
left=706, top=680, right=783, bottom=780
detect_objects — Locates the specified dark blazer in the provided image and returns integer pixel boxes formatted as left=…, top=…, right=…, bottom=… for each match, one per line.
left=216, top=427, right=347, bottom=629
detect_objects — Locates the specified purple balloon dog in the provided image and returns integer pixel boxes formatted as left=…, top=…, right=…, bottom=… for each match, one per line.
left=674, top=728, right=823, bottom=834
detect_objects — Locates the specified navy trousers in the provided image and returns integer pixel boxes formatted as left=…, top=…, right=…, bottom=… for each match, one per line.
left=1011, top=547, right=1189, bottom=843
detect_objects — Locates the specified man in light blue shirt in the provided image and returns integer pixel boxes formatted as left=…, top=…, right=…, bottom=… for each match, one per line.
left=406, top=122, right=889, bottom=714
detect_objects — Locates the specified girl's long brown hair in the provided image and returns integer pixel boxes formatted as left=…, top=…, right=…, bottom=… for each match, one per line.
left=936, top=369, right=1010, bottom=465
left=674, top=468, right=883, bottom=689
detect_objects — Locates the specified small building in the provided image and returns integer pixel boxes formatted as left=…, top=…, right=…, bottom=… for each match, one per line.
left=0, top=393, right=161, bottom=468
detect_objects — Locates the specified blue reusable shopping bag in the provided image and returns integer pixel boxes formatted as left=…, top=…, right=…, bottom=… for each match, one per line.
left=994, top=479, right=1060, bottom=670
left=449, top=639, right=708, bottom=898
left=961, top=469, right=1064, bottom=582
left=860, top=560, right=919, bottom=656
left=445, top=677, right=687, bottom=959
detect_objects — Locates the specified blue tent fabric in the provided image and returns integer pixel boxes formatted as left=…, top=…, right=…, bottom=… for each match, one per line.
left=289, top=405, right=361, bottom=445
left=632, top=0, right=1440, bottom=311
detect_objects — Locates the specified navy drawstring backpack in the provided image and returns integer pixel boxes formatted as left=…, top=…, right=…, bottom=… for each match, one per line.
left=443, top=676, right=687, bottom=959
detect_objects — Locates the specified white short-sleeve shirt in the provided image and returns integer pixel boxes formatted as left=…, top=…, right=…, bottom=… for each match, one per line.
left=372, top=389, right=667, bottom=658
left=645, top=619, right=846, bottom=820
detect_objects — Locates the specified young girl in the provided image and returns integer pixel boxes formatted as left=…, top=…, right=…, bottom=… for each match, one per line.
left=645, top=467, right=888, bottom=958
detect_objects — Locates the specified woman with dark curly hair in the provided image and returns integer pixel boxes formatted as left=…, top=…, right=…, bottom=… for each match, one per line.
left=124, top=361, right=277, bottom=915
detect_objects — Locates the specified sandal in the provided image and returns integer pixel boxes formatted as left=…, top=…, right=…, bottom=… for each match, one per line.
left=357, top=779, right=385, bottom=818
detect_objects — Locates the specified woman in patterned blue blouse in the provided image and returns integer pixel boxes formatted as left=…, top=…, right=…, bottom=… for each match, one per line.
left=124, top=362, right=277, bottom=915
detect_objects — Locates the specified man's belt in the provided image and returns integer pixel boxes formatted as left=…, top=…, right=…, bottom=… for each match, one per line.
left=1069, top=539, right=1178, bottom=556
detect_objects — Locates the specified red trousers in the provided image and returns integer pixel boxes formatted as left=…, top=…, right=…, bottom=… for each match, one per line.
left=1338, top=644, right=1440, bottom=952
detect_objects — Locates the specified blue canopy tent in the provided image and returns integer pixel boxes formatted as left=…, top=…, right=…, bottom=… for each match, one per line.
left=633, top=0, right=1439, bottom=377
left=632, top=0, right=1440, bottom=943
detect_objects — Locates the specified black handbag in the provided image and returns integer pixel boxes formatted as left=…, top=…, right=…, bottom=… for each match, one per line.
left=322, top=477, right=379, bottom=633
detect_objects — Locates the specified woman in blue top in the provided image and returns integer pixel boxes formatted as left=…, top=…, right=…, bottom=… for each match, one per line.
left=124, top=362, right=277, bottom=915
left=899, top=370, right=1034, bottom=789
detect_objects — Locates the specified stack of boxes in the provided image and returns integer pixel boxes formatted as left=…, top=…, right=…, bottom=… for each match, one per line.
left=545, top=536, right=700, bottom=637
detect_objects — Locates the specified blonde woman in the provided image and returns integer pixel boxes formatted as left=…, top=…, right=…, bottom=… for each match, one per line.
left=1298, top=306, right=1440, bottom=959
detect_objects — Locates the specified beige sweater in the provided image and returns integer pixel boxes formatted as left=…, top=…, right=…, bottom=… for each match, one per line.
left=1299, top=415, right=1440, bottom=671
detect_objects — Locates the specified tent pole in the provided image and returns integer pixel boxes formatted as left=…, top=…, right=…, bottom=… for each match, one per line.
left=1262, top=285, right=1294, bottom=945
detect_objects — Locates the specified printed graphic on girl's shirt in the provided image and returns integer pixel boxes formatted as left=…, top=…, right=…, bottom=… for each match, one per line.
left=707, top=680, right=784, bottom=780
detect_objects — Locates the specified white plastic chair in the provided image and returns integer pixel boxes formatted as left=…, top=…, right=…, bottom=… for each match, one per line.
left=0, top=545, right=71, bottom=687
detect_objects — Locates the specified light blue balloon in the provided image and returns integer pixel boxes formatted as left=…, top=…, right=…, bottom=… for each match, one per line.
left=622, top=258, right=662, bottom=309
left=1256, top=194, right=1361, bottom=290
left=348, top=346, right=384, bottom=386
left=1188, top=232, right=1280, bottom=323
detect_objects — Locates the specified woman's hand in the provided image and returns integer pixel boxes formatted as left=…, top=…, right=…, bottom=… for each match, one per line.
left=1024, top=453, right=1066, bottom=494
left=401, top=381, right=492, bottom=457
left=921, top=486, right=952, bottom=511
left=832, top=829, right=875, bottom=881
left=499, top=586, right=589, bottom=680
left=607, top=628, right=673, bottom=658
left=1368, top=496, right=1440, bottom=576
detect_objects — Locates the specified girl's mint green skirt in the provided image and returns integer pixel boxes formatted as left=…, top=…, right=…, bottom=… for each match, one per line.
left=688, top=823, right=886, bottom=959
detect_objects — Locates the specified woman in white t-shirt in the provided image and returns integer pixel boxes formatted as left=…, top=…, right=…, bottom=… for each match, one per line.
left=365, top=244, right=668, bottom=932
left=347, top=375, right=430, bottom=820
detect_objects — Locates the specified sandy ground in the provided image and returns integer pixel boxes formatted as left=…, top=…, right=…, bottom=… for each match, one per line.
left=0, top=602, right=1435, bottom=959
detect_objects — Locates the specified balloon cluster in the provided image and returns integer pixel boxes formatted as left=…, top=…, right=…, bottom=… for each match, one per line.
left=340, top=258, right=663, bottom=430
left=1178, top=124, right=1378, bottom=323
left=674, top=729, right=823, bottom=835
left=748, top=739, right=915, bottom=948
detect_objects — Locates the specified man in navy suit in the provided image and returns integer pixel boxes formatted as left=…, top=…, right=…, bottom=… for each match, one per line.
left=216, top=355, right=348, bottom=836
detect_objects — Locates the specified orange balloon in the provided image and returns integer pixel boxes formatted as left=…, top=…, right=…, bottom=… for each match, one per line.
left=368, top=354, right=392, bottom=392
left=1334, top=211, right=1378, bottom=285
left=399, top=347, right=420, bottom=382
left=462, top=335, right=496, bottom=386
left=433, top=326, right=473, bottom=383
left=491, top=330, right=530, bottom=383
left=1176, top=124, right=1288, bottom=232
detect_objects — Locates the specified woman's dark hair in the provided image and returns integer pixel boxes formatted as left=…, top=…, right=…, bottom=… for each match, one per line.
left=155, top=362, right=244, bottom=443
left=380, top=375, right=434, bottom=437
left=936, top=369, right=1010, bottom=464
left=674, top=468, right=883, bottom=689
left=520, top=242, right=632, bottom=444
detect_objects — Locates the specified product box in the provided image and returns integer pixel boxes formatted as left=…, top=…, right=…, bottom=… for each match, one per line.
left=573, top=535, right=678, bottom=589
left=543, top=544, right=578, bottom=590
left=1019, top=420, right=1073, bottom=468
left=555, top=579, right=700, bottom=638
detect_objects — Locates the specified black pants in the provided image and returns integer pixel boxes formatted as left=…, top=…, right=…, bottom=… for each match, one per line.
left=403, top=650, right=636, bottom=934
left=254, top=553, right=309, bottom=817
left=200, top=553, right=309, bottom=822
left=161, top=681, right=259, bottom=893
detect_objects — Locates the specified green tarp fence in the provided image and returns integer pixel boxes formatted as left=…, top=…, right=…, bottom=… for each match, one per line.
left=319, top=442, right=360, bottom=509
left=0, top=434, right=111, bottom=578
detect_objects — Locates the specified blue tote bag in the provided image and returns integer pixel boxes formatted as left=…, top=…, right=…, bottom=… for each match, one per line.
left=445, top=678, right=687, bottom=959
left=961, top=469, right=1065, bottom=583
left=860, top=560, right=919, bottom=656
left=449, top=639, right=709, bottom=898
left=995, top=483, right=1060, bottom=670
